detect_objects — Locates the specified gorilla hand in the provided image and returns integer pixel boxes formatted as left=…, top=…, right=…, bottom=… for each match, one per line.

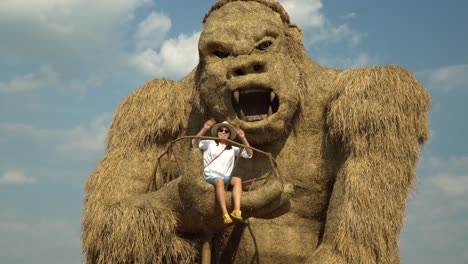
left=153, top=148, right=293, bottom=235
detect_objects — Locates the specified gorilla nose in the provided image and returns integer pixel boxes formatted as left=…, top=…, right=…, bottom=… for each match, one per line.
left=231, top=61, right=266, bottom=77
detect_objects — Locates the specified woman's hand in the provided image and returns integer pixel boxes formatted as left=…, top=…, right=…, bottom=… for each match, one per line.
left=235, top=126, right=253, bottom=156
left=193, top=118, right=217, bottom=148
left=204, top=118, right=217, bottom=130
left=235, top=126, right=245, bottom=138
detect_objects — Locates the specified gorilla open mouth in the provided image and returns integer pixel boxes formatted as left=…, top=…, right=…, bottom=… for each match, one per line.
left=232, top=88, right=280, bottom=122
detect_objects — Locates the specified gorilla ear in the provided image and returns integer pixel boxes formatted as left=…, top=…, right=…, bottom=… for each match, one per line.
left=288, top=23, right=303, bottom=42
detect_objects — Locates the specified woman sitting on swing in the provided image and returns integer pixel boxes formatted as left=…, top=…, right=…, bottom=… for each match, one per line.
left=192, top=118, right=253, bottom=224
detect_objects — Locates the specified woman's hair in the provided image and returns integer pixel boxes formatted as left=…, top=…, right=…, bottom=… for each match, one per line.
left=215, top=140, right=233, bottom=150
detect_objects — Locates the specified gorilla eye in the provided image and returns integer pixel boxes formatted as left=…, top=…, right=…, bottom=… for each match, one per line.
left=256, top=40, right=272, bottom=51
left=213, top=51, right=229, bottom=58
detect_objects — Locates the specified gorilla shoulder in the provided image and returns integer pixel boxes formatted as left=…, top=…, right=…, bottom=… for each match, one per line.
left=107, top=79, right=191, bottom=149
left=327, top=65, right=431, bottom=144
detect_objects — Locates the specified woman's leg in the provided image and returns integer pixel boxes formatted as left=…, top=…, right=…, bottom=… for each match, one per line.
left=230, top=177, right=242, bottom=211
left=214, top=178, right=228, bottom=214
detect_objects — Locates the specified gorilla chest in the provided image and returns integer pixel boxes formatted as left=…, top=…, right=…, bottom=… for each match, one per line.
left=233, top=132, right=335, bottom=216
left=278, top=134, right=335, bottom=216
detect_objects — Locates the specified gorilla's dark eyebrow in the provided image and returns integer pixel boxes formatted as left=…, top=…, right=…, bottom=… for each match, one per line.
left=254, top=28, right=280, bottom=43
left=203, top=40, right=233, bottom=54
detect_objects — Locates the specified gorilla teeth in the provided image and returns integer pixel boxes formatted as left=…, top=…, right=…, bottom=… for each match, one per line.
left=233, top=90, right=240, bottom=103
left=232, top=89, right=279, bottom=122
left=240, top=109, right=246, bottom=119
left=244, top=114, right=268, bottom=122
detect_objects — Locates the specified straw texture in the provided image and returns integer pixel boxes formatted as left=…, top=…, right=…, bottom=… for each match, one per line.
left=318, top=65, right=431, bottom=263
left=108, top=79, right=190, bottom=150
left=82, top=1, right=430, bottom=263
left=82, top=79, right=198, bottom=263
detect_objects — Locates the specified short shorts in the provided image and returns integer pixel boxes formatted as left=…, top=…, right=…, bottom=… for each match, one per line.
left=204, top=176, right=230, bottom=185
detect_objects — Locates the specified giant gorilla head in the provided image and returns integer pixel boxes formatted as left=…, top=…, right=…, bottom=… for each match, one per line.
left=195, top=0, right=311, bottom=145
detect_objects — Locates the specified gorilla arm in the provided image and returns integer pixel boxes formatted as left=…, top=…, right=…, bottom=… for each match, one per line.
left=82, top=79, right=197, bottom=263
left=312, top=66, right=430, bottom=263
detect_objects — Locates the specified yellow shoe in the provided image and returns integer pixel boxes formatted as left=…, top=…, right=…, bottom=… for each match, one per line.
left=223, top=213, right=233, bottom=224
left=230, top=210, right=243, bottom=221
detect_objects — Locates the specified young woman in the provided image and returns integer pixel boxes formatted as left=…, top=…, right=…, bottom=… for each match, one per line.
left=192, top=118, right=253, bottom=224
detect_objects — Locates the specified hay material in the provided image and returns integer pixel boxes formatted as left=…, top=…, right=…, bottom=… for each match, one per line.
left=82, top=200, right=196, bottom=263
left=82, top=148, right=198, bottom=263
left=323, top=65, right=430, bottom=263
left=82, top=1, right=431, bottom=263
left=108, top=79, right=190, bottom=150
left=82, top=79, right=197, bottom=263
left=196, top=0, right=327, bottom=145
left=204, top=0, right=291, bottom=25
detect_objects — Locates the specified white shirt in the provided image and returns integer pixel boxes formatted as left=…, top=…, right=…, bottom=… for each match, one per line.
left=195, top=140, right=252, bottom=180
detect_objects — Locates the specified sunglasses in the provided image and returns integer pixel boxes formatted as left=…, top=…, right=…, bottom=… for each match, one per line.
left=217, top=128, right=230, bottom=133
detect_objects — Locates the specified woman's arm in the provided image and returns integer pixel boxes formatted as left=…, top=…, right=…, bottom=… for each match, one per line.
left=192, top=118, right=217, bottom=148
left=235, top=127, right=253, bottom=157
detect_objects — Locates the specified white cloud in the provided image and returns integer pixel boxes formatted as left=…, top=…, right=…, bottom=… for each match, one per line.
left=0, top=169, right=36, bottom=185
left=135, top=11, right=171, bottom=50
left=0, top=0, right=151, bottom=33
left=279, top=0, right=363, bottom=47
left=343, top=12, right=357, bottom=20
left=421, top=64, right=468, bottom=92
left=0, top=123, right=56, bottom=142
left=0, top=0, right=153, bottom=68
left=0, top=211, right=82, bottom=264
left=279, top=0, right=324, bottom=28
left=316, top=52, right=375, bottom=69
left=0, top=113, right=111, bottom=160
left=57, top=113, right=111, bottom=159
left=131, top=31, right=200, bottom=79
left=428, top=155, right=468, bottom=170
left=0, top=65, right=101, bottom=94
left=431, top=174, right=468, bottom=195
left=0, top=65, right=58, bottom=92
left=424, top=155, right=468, bottom=195
left=350, top=53, right=372, bottom=67
left=400, top=154, right=468, bottom=263
left=308, top=23, right=363, bottom=47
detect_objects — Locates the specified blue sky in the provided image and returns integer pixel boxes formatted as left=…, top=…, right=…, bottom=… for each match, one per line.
left=1, top=0, right=467, bottom=263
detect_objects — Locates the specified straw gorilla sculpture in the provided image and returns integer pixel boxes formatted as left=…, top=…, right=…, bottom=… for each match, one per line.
left=82, top=0, right=430, bottom=263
